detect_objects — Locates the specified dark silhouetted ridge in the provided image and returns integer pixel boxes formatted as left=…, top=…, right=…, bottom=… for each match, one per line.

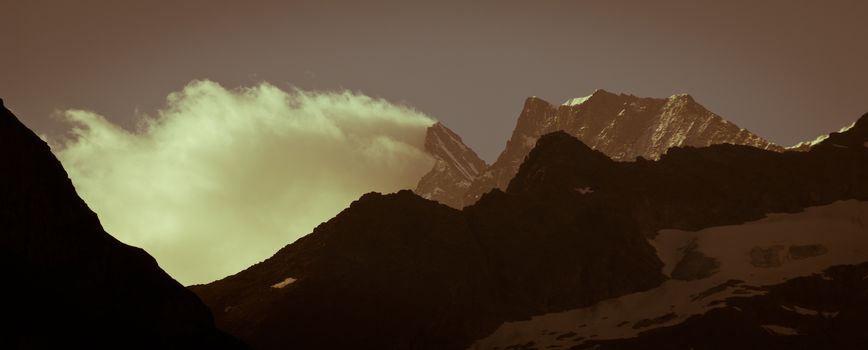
left=812, top=112, right=868, bottom=151
left=1, top=100, right=246, bottom=348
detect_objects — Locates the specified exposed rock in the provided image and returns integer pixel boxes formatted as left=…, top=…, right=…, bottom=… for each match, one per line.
left=750, top=245, right=788, bottom=268
left=414, top=122, right=487, bottom=208
left=788, top=244, right=828, bottom=260
left=461, top=91, right=781, bottom=207
left=671, top=242, right=720, bottom=281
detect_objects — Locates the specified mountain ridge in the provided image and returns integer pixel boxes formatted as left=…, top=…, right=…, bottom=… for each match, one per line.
left=415, top=90, right=784, bottom=208
left=194, top=110, right=868, bottom=349
left=0, top=99, right=246, bottom=348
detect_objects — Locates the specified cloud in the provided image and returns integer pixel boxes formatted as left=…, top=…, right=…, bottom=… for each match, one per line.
left=52, top=80, right=435, bottom=285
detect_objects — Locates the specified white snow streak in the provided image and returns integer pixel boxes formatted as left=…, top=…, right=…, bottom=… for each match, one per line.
left=761, top=325, right=799, bottom=336
left=563, top=94, right=593, bottom=106
left=271, top=277, right=296, bottom=289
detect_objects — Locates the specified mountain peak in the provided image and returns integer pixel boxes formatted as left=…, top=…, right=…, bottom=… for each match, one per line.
left=523, top=95, right=554, bottom=110
left=562, top=89, right=616, bottom=106
left=414, top=122, right=487, bottom=208
left=529, top=131, right=613, bottom=167
left=457, top=90, right=781, bottom=208
left=507, top=131, right=613, bottom=195
left=668, top=92, right=694, bottom=100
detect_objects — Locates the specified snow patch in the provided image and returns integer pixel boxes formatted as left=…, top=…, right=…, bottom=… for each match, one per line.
left=838, top=122, right=856, bottom=133
left=788, top=121, right=858, bottom=150
left=781, top=305, right=819, bottom=316
left=863, top=141, right=868, bottom=148
left=523, top=135, right=537, bottom=148
left=271, top=277, right=296, bottom=289
left=654, top=200, right=868, bottom=286
left=575, top=187, right=594, bottom=195
left=563, top=94, right=592, bottom=106
left=435, top=135, right=475, bottom=180
left=761, top=324, right=798, bottom=336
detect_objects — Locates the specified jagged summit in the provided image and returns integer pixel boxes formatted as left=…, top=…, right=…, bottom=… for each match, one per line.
left=562, top=89, right=611, bottom=106
left=455, top=90, right=781, bottom=207
left=413, top=122, right=487, bottom=208
left=667, top=92, right=695, bottom=100
left=520, top=130, right=611, bottom=165
left=562, top=90, right=696, bottom=108
left=562, top=89, right=626, bottom=106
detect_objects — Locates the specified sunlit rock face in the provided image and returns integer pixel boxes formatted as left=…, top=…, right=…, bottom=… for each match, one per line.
left=414, top=123, right=488, bottom=208
left=460, top=90, right=781, bottom=207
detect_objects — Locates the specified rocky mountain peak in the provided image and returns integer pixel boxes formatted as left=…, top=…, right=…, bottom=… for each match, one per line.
left=453, top=90, right=782, bottom=208
left=413, top=122, right=487, bottom=208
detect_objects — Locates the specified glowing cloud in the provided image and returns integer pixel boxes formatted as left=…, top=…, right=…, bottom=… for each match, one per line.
left=53, top=80, right=435, bottom=285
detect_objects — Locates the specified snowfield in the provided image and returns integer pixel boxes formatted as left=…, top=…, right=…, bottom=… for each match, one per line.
left=470, top=200, right=868, bottom=349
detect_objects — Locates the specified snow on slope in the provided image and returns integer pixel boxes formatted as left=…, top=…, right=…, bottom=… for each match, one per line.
left=470, top=200, right=868, bottom=349
left=563, top=94, right=593, bottom=106
left=787, top=121, right=857, bottom=151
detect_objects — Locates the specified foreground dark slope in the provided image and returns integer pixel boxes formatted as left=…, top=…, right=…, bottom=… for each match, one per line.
left=193, top=113, right=868, bottom=349
left=1, top=100, right=245, bottom=348
left=193, top=190, right=663, bottom=349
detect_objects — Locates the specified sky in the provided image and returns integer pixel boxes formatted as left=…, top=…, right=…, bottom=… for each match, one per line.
left=4, top=0, right=868, bottom=161
left=3, top=0, right=868, bottom=284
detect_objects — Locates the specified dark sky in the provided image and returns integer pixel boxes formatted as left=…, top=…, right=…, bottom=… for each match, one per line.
left=4, top=0, right=867, bottom=161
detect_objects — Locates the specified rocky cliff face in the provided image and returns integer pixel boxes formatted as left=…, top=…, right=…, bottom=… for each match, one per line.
left=193, top=111, right=868, bottom=350
left=1, top=99, right=245, bottom=349
left=414, top=122, right=488, bottom=208
left=461, top=90, right=782, bottom=206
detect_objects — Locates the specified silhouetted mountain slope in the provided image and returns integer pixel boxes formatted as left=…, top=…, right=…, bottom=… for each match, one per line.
left=0, top=99, right=245, bottom=349
left=193, top=188, right=663, bottom=349
left=194, top=112, right=868, bottom=349
left=508, top=115, right=868, bottom=237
